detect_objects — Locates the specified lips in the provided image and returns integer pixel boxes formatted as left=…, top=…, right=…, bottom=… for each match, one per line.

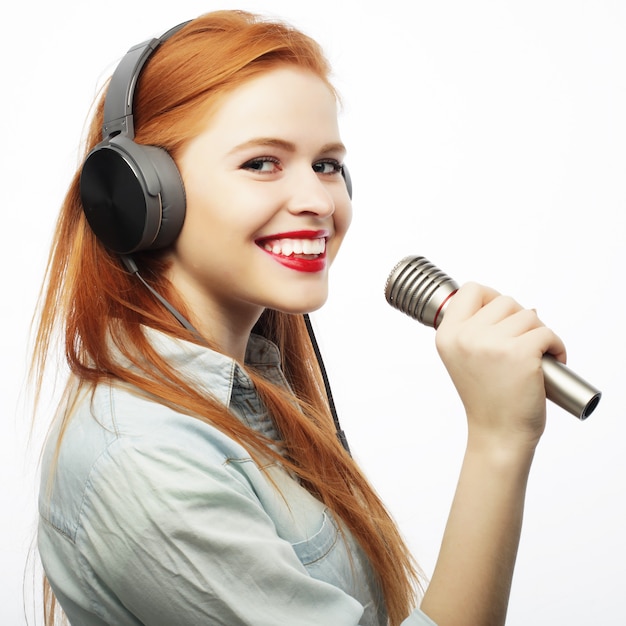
left=256, top=230, right=329, bottom=273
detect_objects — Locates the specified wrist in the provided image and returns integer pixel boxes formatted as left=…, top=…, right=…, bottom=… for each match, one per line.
left=465, top=425, right=537, bottom=475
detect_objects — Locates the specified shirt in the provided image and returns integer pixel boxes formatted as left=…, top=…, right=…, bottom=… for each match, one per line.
left=38, top=327, right=436, bottom=626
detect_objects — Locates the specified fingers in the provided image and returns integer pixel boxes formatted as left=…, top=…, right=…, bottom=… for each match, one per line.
left=439, top=282, right=502, bottom=325
left=443, top=283, right=534, bottom=327
left=526, top=325, right=567, bottom=364
left=438, top=281, right=567, bottom=365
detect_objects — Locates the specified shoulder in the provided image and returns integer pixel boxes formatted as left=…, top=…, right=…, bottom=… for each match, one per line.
left=38, top=379, right=255, bottom=538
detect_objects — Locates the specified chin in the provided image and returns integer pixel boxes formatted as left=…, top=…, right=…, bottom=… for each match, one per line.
left=257, top=278, right=330, bottom=315
left=273, top=295, right=328, bottom=316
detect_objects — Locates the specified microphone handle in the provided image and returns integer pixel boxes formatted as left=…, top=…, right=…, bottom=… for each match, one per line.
left=385, top=255, right=601, bottom=420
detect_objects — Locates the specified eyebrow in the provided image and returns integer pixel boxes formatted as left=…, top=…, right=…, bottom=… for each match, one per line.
left=229, top=137, right=346, bottom=156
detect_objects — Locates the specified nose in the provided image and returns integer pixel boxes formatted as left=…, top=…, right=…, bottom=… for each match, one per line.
left=286, top=167, right=336, bottom=218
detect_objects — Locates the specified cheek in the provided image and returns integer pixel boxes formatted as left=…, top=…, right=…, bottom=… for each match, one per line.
left=335, top=200, right=353, bottom=239
left=180, top=179, right=236, bottom=237
left=328, top=201, right=352, bottom=261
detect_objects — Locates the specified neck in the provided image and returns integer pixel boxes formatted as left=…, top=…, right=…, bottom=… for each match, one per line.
left=188, top=304, right=264, bottom=362
left=162, top=263, right=264, bottom=361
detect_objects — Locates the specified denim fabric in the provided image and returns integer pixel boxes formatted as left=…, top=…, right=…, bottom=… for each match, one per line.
left=38, top=328, right=436, bottom=626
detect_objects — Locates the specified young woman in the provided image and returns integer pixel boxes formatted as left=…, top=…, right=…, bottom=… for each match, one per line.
left=33, top=10, right=565, bottom=626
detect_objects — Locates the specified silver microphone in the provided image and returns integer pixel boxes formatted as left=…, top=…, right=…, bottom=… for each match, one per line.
left=385, top=255, right=601, bottom=420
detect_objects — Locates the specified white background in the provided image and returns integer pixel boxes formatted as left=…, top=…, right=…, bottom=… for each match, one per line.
left=2, top=1, right=625, bottom=624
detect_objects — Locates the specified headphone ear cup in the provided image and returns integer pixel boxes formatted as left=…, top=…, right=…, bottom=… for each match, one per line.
left=341, top=164, right=352, bottom=199
left=140, top=144, right=187, bottom=250
left=80, top=135, right=186, bottom=254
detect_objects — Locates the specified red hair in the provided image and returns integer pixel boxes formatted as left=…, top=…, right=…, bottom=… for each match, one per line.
left=33, top=11, right=422, bottom=625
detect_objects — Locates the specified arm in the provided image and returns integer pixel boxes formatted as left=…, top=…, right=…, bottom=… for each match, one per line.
left=420, top=282, right=566, bottom=626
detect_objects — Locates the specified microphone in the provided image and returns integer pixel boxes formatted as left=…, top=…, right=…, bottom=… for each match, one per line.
left=384, top=255, right=601, bottom=420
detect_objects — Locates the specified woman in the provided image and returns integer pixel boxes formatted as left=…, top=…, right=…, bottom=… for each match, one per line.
left=33, top=10, right=565, bottom=626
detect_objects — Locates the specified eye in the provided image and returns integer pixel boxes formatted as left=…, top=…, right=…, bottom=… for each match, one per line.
left=312, top=159, right=343, bottom=175
left=241, top=157, right=282, bottom=173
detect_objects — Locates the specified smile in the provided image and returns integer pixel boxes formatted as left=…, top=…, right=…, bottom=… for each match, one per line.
left=261, top=237, right=326, bottom=258
left=256, top=230, right=329, bottom=273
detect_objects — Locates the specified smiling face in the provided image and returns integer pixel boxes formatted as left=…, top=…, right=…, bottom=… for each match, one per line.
left=167, top=66, right=352, bottom=352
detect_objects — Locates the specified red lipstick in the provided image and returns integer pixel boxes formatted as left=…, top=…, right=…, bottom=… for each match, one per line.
left=256, top=230, right=330, bottom=273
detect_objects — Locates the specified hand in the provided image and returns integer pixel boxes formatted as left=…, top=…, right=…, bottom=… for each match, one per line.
left=435, top=282, right=567, bottom=451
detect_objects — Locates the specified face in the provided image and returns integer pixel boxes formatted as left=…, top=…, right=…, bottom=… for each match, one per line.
left=169, top=66, right=352, bottom=337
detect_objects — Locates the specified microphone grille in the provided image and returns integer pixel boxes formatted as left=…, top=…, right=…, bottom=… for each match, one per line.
left=385, top=255, right=459, bottom=328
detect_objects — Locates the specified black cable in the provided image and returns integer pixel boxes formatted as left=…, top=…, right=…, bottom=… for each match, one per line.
left=303, top=313, right=351, bottom=455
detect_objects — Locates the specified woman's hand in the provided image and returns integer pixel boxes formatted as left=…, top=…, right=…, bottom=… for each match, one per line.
left=421, top=282, right=567, bottom=626
left=434, top=281, right=567, bottom=451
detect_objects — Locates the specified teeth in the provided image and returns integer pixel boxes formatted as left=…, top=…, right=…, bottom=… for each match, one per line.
left=263, top=238, right=325, bottom=257
left=281, top=240, right=294, bottom=256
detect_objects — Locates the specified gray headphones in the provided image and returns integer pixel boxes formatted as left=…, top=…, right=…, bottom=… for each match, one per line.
left=79, top=21, right=352, bottom=254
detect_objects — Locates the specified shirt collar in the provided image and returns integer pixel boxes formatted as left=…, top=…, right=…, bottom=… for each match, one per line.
left=140, top=326, right=283, bottom=407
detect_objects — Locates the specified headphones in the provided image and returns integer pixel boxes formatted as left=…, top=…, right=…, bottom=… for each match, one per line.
left=79, top=21, right=352, bottom=255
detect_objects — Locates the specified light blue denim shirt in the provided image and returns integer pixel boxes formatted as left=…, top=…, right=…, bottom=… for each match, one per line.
left=38, top=328, right=436, bottom=626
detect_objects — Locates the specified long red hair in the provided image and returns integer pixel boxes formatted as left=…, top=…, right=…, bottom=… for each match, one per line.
left=33, top=11, right=422, bottom=625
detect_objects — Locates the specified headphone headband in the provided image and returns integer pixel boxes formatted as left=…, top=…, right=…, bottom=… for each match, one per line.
left=102, top=22, right=190, bottom=140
